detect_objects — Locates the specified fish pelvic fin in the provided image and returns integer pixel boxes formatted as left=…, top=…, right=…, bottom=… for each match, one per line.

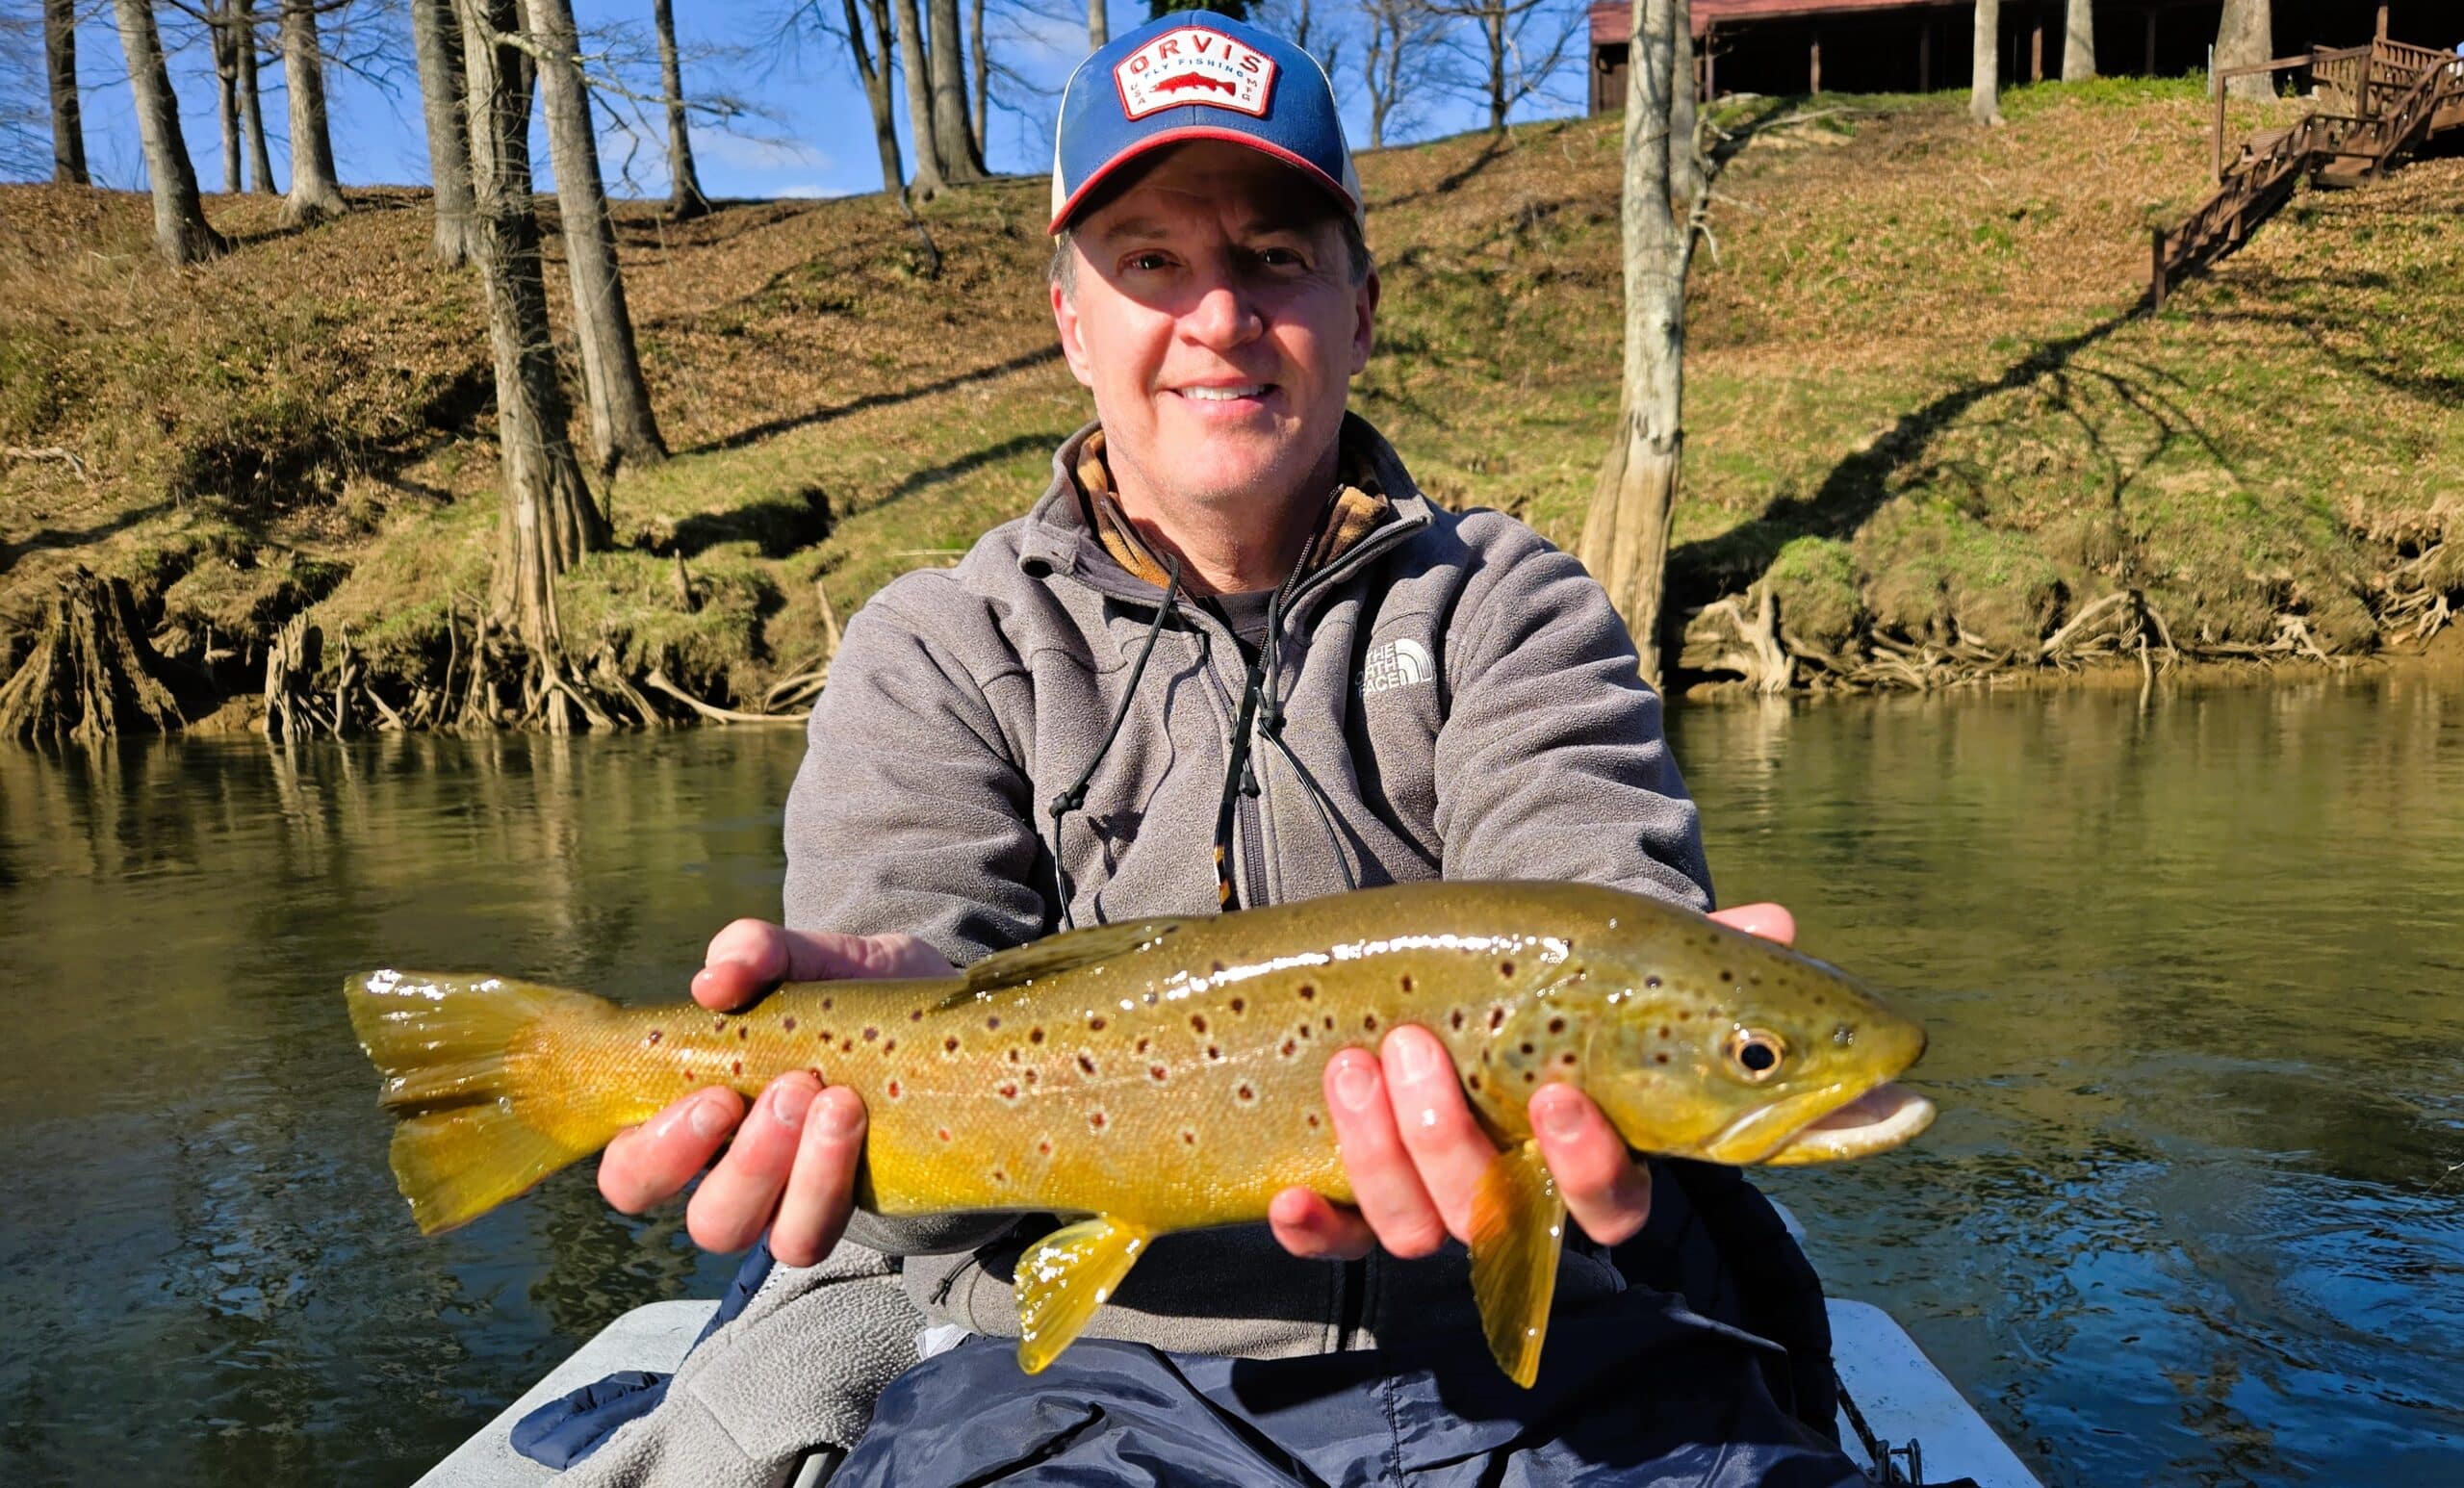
left=1012, top=1215, right=1153, bottom=1374
left=345, top=969, right=621, bottom=1236
left=1468, top=1142, right=1565, bottom=1389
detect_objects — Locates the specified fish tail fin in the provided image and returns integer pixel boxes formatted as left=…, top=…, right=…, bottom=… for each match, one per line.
left=345, top=969, right=626, bottom=1236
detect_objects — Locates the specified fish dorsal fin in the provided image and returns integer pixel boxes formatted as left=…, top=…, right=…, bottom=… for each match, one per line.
left=1468, top=1141, right=1566, bottom=1388
left=1013, top=1215, right=1153, bottom=1373
left=934, top=918, right=1189, bottom=1010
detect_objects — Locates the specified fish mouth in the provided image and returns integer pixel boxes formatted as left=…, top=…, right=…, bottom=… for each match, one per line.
left=1696, top=1081, right=1936, bottom=1166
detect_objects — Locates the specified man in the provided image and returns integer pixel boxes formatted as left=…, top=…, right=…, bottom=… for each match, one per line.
left=593, top=13, right=1856, bottom=1482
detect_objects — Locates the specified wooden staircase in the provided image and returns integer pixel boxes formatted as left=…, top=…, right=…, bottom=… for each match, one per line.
left=2149, top=38, right=2464, bottom=309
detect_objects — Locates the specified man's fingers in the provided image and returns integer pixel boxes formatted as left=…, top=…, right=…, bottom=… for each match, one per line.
left=1378, top=1026, right=1498, bottom=1243
left=1707, top=901, right=1795, bottom=946
left=600, top=1088, right=741, bottom=1214
left=1322, top=1047, right=1450, bottom=1259
left=1529, top=1084, right=1653, bottom=1246
left=770, top=1087, right=867, bottom=1268
left=694, top=924, right=959, bottom=1012
left=695, top=918, right=794, bottom=1011
left=1268, top=1187, right=1377, bottom=1261
left=683, top=1075, right=816, bottom=1253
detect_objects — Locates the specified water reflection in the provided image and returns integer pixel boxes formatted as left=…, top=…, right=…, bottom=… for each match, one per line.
left=1, top=673, right=2458, bottom=1485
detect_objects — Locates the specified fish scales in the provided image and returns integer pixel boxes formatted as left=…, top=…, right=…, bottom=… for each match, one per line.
left=351, top=881, right=1935, bottom=1385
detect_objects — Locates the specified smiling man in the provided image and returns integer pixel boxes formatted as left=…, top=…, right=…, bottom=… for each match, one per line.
left=577, top=13, right=1864, bottom=1484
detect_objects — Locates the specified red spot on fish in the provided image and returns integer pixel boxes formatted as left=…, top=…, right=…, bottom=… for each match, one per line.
left=782, top=1017, right=796, bottom=1033
left=1077, top=1054, right=1097, bottom=1075
left=910, top=1009, right=923, bottom=1021
left=1136, top=1038, right=1151, bottom=1055
left=1090, top=1112, right=1108, bottom=1130
left=1235, top=1082, right=1256, bottom=1103
left=887, top=1079, right=902, bottom=1098
left=1307, top=1112, right=1322, bottom=1128
left=992, top=1168, right=1007, bottom=1184
left=1039, top=1140, right=1053, bottom=1155
left=884, top=1039, right=897, bottom=1054
left=647, top=1029, right=663, bottom=1044
left=1183, top=1130, right=1196, bottom=1144
left=864, top=1027, right=878, bottom=1041
left=988, top=1015, right=1002, bottom=1030
left=713, top=1017, right=727, bottom=1033
left=1149, top=1065, right=1168, bottom=1082
left=1281, top=1039, right=1297, bottom=1057
left=1489, top=1009, right=1506, bottom=1031
left=937, top=1126, right=953, bottom=1142
left=998, top=1082, right=1018, bottom=1099
left=732, top=1060, right=743, bottom=1075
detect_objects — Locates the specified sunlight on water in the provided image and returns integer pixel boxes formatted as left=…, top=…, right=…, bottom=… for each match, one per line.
left=1, top=672, right=2458, bottom=1484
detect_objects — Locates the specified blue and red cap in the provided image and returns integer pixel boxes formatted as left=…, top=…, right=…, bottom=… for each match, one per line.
left=1048, top=11, right=1362, bottom=235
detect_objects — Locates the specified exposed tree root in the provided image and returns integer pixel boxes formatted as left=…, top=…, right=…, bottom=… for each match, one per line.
left=0, top=567, right=190, bottom=742
left=644, top=667, right=807, bottom=726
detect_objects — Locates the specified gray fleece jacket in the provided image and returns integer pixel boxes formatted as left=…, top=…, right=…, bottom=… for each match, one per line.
left=781, top=414, right=1712, bottom=1361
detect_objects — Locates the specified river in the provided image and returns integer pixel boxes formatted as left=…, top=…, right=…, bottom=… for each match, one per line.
left=1, top=672, right=2457, bottom=1485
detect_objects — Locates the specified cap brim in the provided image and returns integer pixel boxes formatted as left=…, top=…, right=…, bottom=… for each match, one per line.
left=1046, top=125, right=1360, bottom=236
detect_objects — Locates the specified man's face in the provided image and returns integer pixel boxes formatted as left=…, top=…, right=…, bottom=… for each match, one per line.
left=1053, top=141, right=1376, bottom=520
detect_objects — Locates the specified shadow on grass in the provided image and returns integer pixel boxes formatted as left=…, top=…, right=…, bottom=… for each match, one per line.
left=871, top=431, right=1073, bottom=514
left=0, top=501, right=176, bottom=578
left=690, top=345, right=1063, bottom=457
left=669, top=490, right=834, bottom=558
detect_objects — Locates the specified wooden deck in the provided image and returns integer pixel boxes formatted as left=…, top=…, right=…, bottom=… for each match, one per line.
left=2150, top=38, right=2464, bottom=309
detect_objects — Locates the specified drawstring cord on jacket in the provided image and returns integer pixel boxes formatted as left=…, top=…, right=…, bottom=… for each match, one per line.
left=1047, top=554, right=1182, bottom=932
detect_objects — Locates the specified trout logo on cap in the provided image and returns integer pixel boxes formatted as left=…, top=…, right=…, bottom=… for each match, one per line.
left=1113, top=27, right=1276, bottom=121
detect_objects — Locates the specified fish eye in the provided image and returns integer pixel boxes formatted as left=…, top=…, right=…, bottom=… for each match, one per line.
left=1725, top=1027, right=1787, bottom=1083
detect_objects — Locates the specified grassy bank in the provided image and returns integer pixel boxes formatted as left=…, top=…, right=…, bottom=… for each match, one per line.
left=4, top=77, right=2458, bottom=731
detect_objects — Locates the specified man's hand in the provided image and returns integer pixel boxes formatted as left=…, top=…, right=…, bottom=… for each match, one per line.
left=597, top=919, right=954, bottom=1267
left=1267, top=901, right=1798, bottom=1261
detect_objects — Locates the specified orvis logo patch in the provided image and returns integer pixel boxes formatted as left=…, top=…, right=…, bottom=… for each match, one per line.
left=1113, top=27, right=1276, bottom=121
left=1360, top=638, right=1435, bottom=697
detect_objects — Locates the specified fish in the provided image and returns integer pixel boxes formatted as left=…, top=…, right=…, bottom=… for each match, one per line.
left=1152, top=71, right=1238, bottom=96
left=346, top=880, right=1935, bottom=1387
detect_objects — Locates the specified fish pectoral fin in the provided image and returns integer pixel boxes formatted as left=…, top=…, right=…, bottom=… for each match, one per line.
left=946, top=919, right=1190, bottom=1005
left=1012, top=1215, right=1153, bottom=1373
left=1467, top=1141, right=1565, bottom=1389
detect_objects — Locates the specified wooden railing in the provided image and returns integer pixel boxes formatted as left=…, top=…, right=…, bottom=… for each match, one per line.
left=2153, top=38, right=2464, bottom=309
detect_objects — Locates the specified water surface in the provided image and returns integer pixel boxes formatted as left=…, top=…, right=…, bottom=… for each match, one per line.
left=1, top=674, right=2458, bottom=1485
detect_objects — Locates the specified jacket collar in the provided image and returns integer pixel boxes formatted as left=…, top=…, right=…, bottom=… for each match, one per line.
left=1016, top=413, right=1433, bottom=612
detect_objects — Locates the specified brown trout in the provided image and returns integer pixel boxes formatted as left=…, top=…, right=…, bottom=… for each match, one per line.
left=346, top=881, right=1934, bottom=1386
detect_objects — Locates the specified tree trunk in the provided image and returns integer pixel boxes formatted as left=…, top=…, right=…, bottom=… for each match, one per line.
left=1577, top=0, right=1694, bottom=690
left=927, top=0, right=984, bottom=181
left=1668, top=0, right=1700, bottom=208
left=211, top=3, right=240, bottom=193
left=45, top=0, right=87, bottom=185
left=846, top=0, right=905, bottom=195
left=410, top=0, right=479, bottom=264
left=2218, top=0, right=2274, bottom=103
left=969, top=0, right=988, bottom=163
left=1485, top=4, right=1506, bottom=135
left=455, top=0, right=607, bottom=660
left=2062, top=0, right=2093, bottom=81
left=237, top=0, right=274, bottom=192
left=1970, top=0, right=2002, bottom=126
left=279, top=0, right=346, bottom=223
left=529, top=0, right=668, bottom=477
left=893, top=0, right=944, bottom=196
left=111, top=0, right=227, bottom=265
left=1089, top=0, right=1107, bottom=50
left=651, top=0, right=711, bottom=219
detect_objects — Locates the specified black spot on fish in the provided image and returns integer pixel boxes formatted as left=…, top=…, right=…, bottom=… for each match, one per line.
left=864, top=1027, right=879, bottom=1041
left=1519, top=1041, right=1534, bottom=1056
left=1235, top=1083, right=1256, bottom=1103
left=987, top=1015, right=1002, bottom=1030
left=1322, top=1014, right=1335, bottom=1031
left=823, top=998, right=834, bottom=1012
left=991, top=1169, right=1007, bottom=1184
left=1211, top=961, right=1227, bottom=974
left=1499, top=961, right=1516, bottom=978
left=884, top=1039, right=898, bottom=1054
left=1008, top=1048, right=1021, bottom=1064
left=910, top=1009, right=923, bottom=1021
left=1558, top=1051, right=1577, bottom=1066
left=944, top=1037, right=961, bottom=1053
left=1657, top=1026, right=1670, bottom=1039
left=1298, top=984, right=1317, bottom=1000
left=1306, top=1112, right=1322, bottom=1129
left=1191, top=1014, right=1209, bottom=1035
left=1399, top=975, right=1416, bottom=993
left=1654, top=1053, right=1670, bottom=1065
left=1136, top=1037, right=1150, bottom=1055
left=1468, top=1073, right=1484, bottom=1091
left=781, top=1017, right=796, bottom=1033
left=1077, top=1053, right=1097, bottom=1075
left=1719, top=970, right=1733, bottom=984
left=1090, top=1016, right=1108, bottom=1031
left=1450, top=1011, right=1465, bottom=1031
left=1363, top=1013, right=1380, bottom=1032
left=1644, top=976, right=1662, bottom=990
left=647, top=1029, right=663, bottom=1044
left=738, top=1026, right=749, bottom=1040
left=1522, top=1070, right=1535, bottom=1084
left=713, top=1017, right=727, bottom=1033
left=1030, top=1027, right=1045, bottom=1044
left=1677, top=1010, right=1691, bottom=1021
left=1229, top=997, right=1246, bottom=1014
left=1207, top=1045, right=1222, bottom=1061
left=1281, top=1039, right=1297, bottom=1057
left=1547, top=1017, right=1566, bottom=1036
left=1489, top=1009, right=1505, bottom=1031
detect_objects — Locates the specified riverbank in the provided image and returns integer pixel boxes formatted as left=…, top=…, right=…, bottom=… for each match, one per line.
left=4, top=78, right=2457, bottom=736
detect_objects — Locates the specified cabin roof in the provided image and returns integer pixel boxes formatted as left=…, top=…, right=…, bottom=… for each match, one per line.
left=1589, top=0, right=1962, bottom=45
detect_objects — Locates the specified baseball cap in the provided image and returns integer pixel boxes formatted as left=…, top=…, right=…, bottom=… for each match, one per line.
left=1048, top=11, right=1362, bottom=235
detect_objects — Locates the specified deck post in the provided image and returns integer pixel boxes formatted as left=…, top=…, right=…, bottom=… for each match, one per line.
left=1917, top=22, right=1929, bottom=91
left=2374, top=5, right=2388, bottom=41
left=2031, top=10, right=2045, bottom=83
left=2144, top=11, right=2157, bottom=76
left=1811, top=33, right=1823, bottom=94
left=2214, top=68, right=2228, bottom=180
left=2149, top=227, right=2167, bottom=310
left=1705, top=25, right=1717, bottom=101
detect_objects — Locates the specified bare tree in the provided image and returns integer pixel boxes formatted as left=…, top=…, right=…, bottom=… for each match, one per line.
left=1088, top=0, right=1106, bottom=49
left=1576, top=0, right=1704, bottom=687
left=2217, top=0, right=2273, bottom=102
left=926, top=0, right=983, bottom=180
left=1970, top=0, right=2000, bottom=126
left=278, top=0, right=346, bottom=222
left=893, top=0, right=943, bottom=195
left=1428, top=0, right=1575, bottom=137
left=528, top=0, right=667, bottom=476
left=208, top=1, right=242, bottom=191
left=112, top=0, right=227, bottom=263
left=1359, top=0, right=1440, bottom=148
left=410, top=0, right=477, bottom=261
left=2062, top=0, right=2092, bottom=82
left=237, top=0, right=273, bottom=192
left=650, top=0, right=710, bottom=218
left=968, top=0, right=986, bottom=161
left=46, top=0, right=88, bottom=184
left=454, top=0, right=607, bottom=668
left=826, top=0, right=905, bottom=194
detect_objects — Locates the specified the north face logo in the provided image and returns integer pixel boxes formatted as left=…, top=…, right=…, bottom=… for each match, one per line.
left=1113, top=27, right=1276, bottom=121
left=1361, top=638, right=1434, bottom=696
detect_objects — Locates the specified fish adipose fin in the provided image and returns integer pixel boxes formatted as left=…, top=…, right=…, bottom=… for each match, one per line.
left=1013, top=1215, right=1154, bottom=1373
left=1468, top=1142, right=1565, bottom=1389
left=345, top=969, right=623, bottom=1236
left=939, top=918, right=1191, bottom=1007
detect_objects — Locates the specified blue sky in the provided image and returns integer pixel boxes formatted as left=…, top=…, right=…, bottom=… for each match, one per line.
left=27, top=1, right=1590, bottom=199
